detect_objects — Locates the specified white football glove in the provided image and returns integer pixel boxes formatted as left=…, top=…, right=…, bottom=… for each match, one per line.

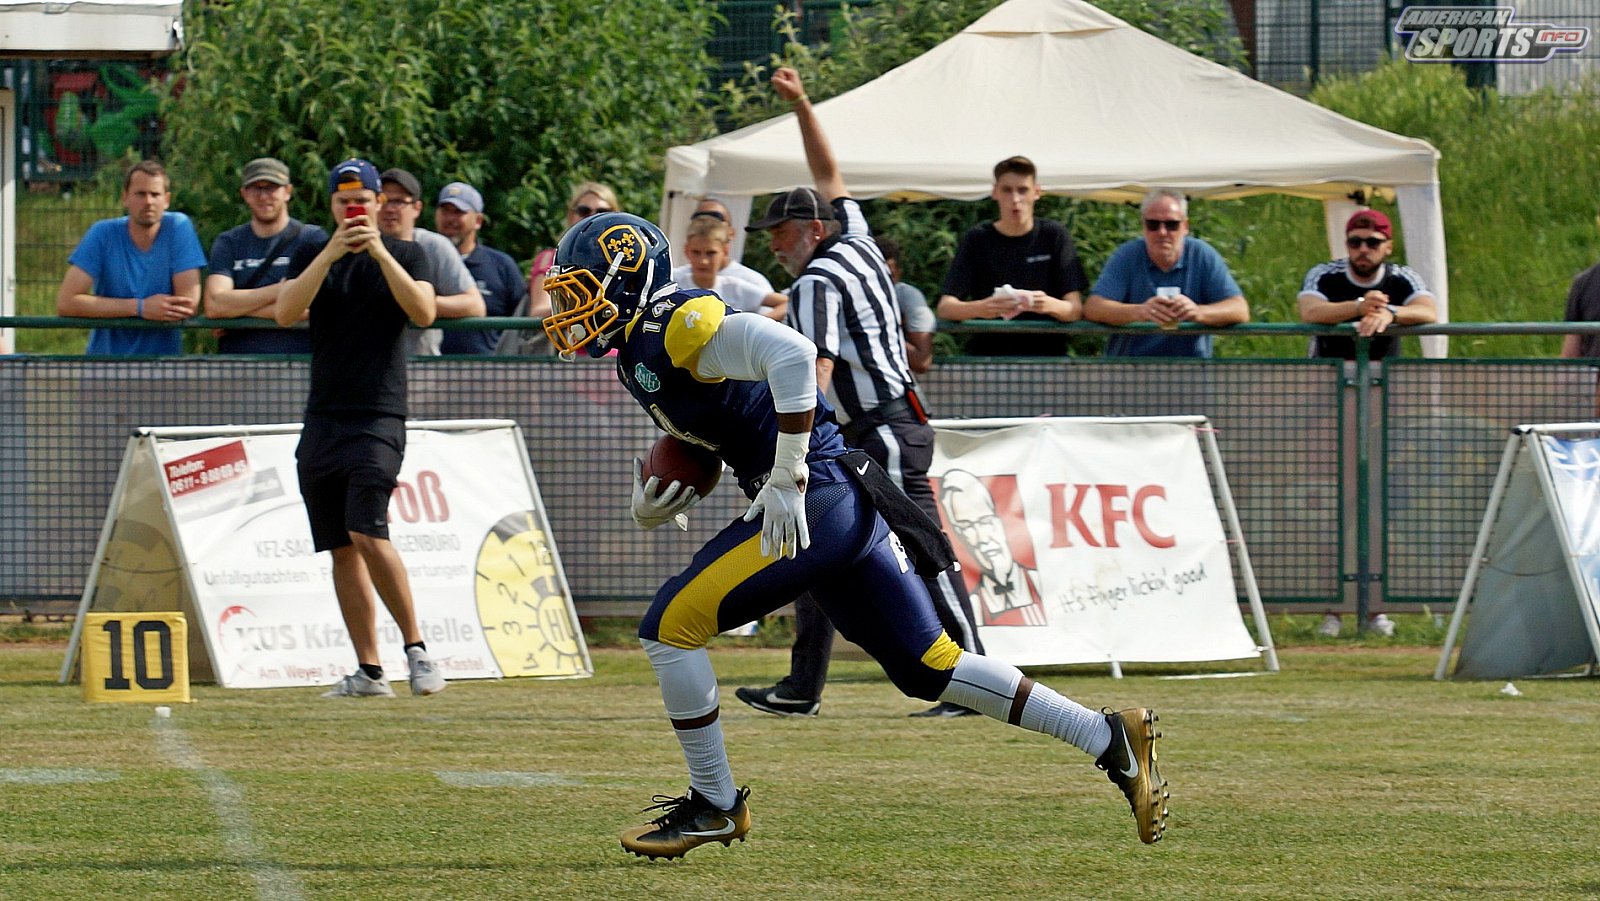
left=630, top=457, right=698, bottom=531
left=742, top=431, right=811, bottom=558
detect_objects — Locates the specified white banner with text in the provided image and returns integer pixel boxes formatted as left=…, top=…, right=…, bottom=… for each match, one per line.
left=930, top=418, right=1260, bottom=667
left=69, top=421, right=590, bottom=689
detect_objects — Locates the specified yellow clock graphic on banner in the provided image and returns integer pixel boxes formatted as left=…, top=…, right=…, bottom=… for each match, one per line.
left=473, top=511, right=585, bottom=677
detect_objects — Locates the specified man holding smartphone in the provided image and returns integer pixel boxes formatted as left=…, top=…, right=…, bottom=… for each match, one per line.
left=277, top=158, right=446, bottom=699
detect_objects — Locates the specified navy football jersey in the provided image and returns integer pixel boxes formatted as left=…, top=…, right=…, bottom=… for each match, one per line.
left=614, top=289, right=848, bottom=498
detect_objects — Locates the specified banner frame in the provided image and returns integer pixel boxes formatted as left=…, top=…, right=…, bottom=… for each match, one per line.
left=1436, top=423, right=1600, bottom=680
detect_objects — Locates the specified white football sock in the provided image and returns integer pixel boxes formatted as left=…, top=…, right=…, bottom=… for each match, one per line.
left=641, top=639, right=737, bottom=809
left=942, top=651, right=1111, bottom=757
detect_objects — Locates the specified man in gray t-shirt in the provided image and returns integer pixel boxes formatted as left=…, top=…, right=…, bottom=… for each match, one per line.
left=378, top=168, right=484, bottom=354
left=876, top=236, right=938, bottom=373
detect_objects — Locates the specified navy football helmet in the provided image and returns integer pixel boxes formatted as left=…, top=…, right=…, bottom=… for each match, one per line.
left=542, top=212, right=674, bottom=358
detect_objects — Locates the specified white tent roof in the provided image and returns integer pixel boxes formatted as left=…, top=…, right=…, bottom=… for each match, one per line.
left=660, top=0, right=1451, bottom=353
left=665, top=0, right=1439, bottom=203
left=0, top=0, right=182, bottom=57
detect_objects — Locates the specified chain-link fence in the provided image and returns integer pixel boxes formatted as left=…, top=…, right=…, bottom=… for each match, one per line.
left=1247, top=0, right=1600, bottom=93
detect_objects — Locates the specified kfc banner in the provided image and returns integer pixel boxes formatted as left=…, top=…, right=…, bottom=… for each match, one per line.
left=930, top=418, right=1261, bottom=667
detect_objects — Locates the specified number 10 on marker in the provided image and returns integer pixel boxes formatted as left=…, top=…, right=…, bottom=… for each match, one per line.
left=81, top=612, right=191, bottom=704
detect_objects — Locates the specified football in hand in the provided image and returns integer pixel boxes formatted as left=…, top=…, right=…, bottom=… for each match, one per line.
left=643, top=435, right=722, bottom=496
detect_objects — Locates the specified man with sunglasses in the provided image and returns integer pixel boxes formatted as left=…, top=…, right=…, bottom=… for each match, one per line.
left=1297, top=209, right=1436, bottom=360
left=1085, top=189, right=1249, bottom=357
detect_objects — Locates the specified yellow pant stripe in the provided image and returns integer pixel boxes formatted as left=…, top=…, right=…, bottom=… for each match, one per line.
left=920, top=632, right=963, bottom=672
left=657, top=532, right=770, bottom=649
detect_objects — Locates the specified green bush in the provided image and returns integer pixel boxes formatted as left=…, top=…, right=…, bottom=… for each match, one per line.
left=162, top=0, right=720, bottom=264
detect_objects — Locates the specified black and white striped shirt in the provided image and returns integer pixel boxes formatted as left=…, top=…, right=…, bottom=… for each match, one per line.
left=785, top=197, right=914, bottom=421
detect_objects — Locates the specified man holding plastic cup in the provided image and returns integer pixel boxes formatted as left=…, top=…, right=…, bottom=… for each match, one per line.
left=1085, top=189, right=1249, bottom=357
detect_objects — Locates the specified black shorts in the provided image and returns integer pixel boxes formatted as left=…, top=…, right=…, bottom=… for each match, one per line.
left=295, top=414, right=406, bottom=551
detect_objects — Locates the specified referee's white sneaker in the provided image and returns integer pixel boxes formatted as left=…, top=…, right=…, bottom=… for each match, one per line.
left=407, top=646, right=447, bottom=696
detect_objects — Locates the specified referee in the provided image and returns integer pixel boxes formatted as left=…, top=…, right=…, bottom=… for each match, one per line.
left=735, top=66, right=985, bottom=719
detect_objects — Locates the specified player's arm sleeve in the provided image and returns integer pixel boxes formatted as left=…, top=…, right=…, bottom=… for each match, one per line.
left=696, top=312, right=818, bottom=414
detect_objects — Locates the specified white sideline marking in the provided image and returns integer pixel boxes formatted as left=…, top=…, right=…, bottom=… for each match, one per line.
left=153, top=718, right=306, bottom=901
left=1157, top=671, right=1267, bottom=681
left=435, top=771, right=581, bottom=788
left=0, top=767, right=119, bottom=784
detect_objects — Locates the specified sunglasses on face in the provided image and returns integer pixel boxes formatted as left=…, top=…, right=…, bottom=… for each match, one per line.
left=1144, top=219, right=1183, bottom=232
left=572, top=204, right=613, bottom=218
left=1345, top=235, right=1387, bottom=249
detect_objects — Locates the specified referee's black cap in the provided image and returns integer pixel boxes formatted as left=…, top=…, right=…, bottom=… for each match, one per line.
left=746, top=187, right=835, bottom=231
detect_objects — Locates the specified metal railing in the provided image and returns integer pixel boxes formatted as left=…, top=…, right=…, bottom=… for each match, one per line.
left=3, top=317, right=1596, bottom=629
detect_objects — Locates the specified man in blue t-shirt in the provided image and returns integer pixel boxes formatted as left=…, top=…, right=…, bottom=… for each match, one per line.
left=204, top=157, right=331, bottom=354
left=1085, top=189, right=1249, bottom=358
left=57, top=159, right=206, bottom=355
left=433, top=181, right=525, bottom=354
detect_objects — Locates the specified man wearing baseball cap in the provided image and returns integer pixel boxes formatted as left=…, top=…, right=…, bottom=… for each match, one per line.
left=204, top=157, right=330, bottom=353
left=434, top=181, right=525, bottom=354
left=1297, top=208, right=1437, bottom=360
left=277, top=157, right=447, bottom=699
left=377, top=168, right=485, bottom=354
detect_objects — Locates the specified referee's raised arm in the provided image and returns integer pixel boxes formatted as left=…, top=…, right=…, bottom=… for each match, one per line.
left=773, top=67, right=848, bottom=202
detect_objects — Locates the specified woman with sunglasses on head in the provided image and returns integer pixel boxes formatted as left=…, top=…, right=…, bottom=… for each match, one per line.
left=525, top=183, right=622, bottom=317
left=1296, top=209, right=1437, bottom=360
left=1084, top=188, right=1251, bottom=358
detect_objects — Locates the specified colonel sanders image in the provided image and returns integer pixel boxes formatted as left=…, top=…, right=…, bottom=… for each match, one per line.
left=938, top=469, right=1047, bottom=626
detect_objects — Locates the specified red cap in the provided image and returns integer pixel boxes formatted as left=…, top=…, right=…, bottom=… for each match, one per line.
left=1345, top=209, right=1392, bottom=238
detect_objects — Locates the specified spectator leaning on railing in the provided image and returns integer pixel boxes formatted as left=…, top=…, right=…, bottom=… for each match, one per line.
left=204, top=157, right=330, bottom=354
left=56, top=159, right=206, bottom=355
left=1084, top=189, right=1249, bottom=358
left=935, top=155, right=1087, bottom=357
left=1296, top=209, right=1436, bottom=360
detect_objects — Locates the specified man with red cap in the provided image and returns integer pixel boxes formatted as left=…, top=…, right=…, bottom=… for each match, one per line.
left=1297, top=209, right=1437, bottom=360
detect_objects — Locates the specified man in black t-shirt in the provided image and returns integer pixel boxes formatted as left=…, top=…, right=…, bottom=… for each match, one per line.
left=278, top=158, right=447, bottom=700
left=936, top=156, right=1088, bottom=357
left=1297, top=209, right=1436, bottom=360
left=204, top=157, right=329, bottom=354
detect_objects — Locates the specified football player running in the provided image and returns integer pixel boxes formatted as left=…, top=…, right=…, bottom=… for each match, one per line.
left=541, top=211, right=1170, bottom=859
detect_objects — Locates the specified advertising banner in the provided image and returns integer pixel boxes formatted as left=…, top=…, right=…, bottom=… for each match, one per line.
left=65, top=422, right=589, bottom=689
left=930, top=418, right=1262, bottom=668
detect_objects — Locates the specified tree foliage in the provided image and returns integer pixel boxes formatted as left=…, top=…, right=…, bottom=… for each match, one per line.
left=162, top=0, right=719, bottom=263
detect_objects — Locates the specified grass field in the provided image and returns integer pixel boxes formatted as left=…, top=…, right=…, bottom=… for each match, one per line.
left=2, top=619, right=1597, bottom=901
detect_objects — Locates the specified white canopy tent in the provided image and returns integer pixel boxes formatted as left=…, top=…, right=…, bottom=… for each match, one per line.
left=662, top=0, right=1450, bottom=356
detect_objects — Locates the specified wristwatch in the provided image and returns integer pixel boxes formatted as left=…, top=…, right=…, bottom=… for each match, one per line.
left=1384, top=304, right=1400, bottom=317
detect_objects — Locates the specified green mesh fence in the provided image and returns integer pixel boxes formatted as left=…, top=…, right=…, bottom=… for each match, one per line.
left=3, top=348, right=1595, bottom=615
